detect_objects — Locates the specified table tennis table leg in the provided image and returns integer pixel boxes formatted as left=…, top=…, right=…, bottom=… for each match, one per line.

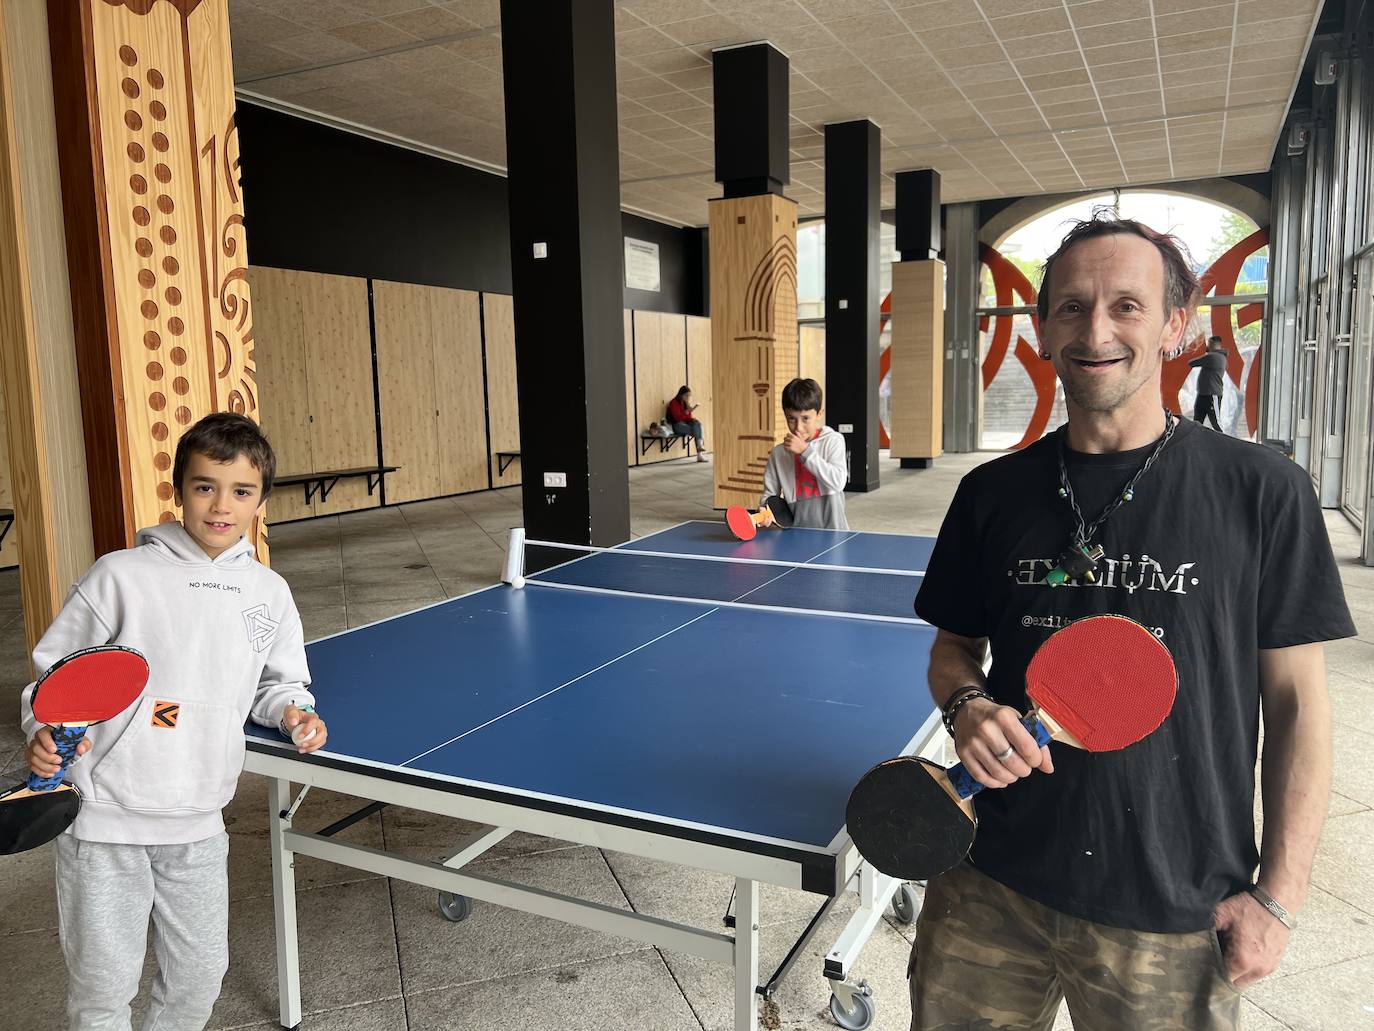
left=267, top=778, right=303, bottom=1030
left=734, top=877, right=759, bottom=1031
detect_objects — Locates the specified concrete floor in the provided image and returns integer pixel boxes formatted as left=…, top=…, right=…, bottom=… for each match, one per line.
left=1, top=449, right=1371, bottom=1030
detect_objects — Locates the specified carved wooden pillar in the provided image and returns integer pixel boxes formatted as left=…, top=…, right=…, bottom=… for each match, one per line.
left=49, top=0, right=264, bottom=557
left=708, top=193, right=798, bottom=509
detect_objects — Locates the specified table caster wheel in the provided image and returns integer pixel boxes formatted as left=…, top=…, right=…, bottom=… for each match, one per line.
left=892, top=882, right=918, bottom=924
left=438, top=891, right=472, bottom=922
left=829, top=988, right=875, bottom=1030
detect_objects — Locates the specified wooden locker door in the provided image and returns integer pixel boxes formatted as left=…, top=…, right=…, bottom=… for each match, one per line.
left=686, top=315, right=712, bottom=455
left=635, top=311, right=685, bottom=465
left=249, top=266, right=314, bottom=522
left=373, top=279, right=441, bottom=504
left=301, top=272, right=378, bottom=517
left=484, top=293, right=521, bottom=487
left=429, top=287, right=486, bottom=495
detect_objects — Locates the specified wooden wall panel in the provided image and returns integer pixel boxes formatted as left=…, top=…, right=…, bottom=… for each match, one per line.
left=624, top=308, right=636, bottom=466
left=686, top=315, right=712, bottom=456
left=800, top=325, right=826, bottom=397
left=633, top=311, right=677, bottom=465
left=484, top=292, right=520, bottom=487
left=374, top=279, right=440, bottom=503
left=708, top=194, right=799, bottom=507
left=430, top=286, right=486, bottom=495
left=248, top=265, right=313, bottom=522
left=299, top=271, right=376, bottom=516
left=889, top=260, right=944, bottom=461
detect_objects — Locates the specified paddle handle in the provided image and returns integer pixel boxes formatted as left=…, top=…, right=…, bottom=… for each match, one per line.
left=946, top=716, right=1053, bottom=799
left=26, top=725, right=88, bottom=792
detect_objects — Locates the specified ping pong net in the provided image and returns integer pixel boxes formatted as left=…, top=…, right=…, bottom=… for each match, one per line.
left=502, top=528, right=927, bottom=626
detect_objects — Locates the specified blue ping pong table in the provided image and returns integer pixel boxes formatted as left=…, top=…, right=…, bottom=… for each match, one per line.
left=245, top=520, right=943, bottom=1031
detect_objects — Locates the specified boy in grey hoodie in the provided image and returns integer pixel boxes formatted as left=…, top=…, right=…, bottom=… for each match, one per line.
left=760, top=378, right=850, bottom=530
left=21, top=412, right=326, bottom=1031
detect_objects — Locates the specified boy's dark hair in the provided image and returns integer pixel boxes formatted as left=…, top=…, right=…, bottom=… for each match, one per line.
left=781, top=377, right=822, bottom=413
left=1208, top=335, right=1223, bottom=346
left=1037, top=212, right=1200, bottom=323
left=172, top=412, right=276, bottom=499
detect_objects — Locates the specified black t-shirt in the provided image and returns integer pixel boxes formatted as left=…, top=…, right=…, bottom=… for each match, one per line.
left=914, top=418, right=1355, bottom=932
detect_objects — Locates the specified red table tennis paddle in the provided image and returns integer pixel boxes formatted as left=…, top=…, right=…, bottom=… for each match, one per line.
left=725, top=497, right=794, bottom=541
left=846, top=615, right=1176, bottom=882
left=0, top=646, right=149, bottom=855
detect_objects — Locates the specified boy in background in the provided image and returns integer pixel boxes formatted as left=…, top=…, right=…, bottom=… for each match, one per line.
left=761, top=377, right=850, bottom=530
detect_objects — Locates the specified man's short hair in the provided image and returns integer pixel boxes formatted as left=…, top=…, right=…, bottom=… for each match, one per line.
left=172, top=412, right=277, bottom=499
left=1037, top=213, right=1200, bottom=323
left=781, top=377, right=823, bottom=413
left=1208, top=335, right=1223, bottom=346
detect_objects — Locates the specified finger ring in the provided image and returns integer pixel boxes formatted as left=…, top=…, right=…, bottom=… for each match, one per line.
left=994, top=746, right=1015, bottom=761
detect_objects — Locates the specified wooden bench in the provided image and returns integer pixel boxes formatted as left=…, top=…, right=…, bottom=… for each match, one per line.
left=0, top=508, right=13, bottom=549
left=494, top=451, right=521, bottom=476
left=639, top=433, right=699, bottom=458
left=274, top=466, right=398, bottom=505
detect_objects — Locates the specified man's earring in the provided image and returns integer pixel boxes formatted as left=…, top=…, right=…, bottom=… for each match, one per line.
left=1039, top=351, right=1051, bottom=360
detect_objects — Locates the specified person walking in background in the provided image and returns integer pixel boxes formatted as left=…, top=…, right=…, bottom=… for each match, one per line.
left=1190, top=334, right=1229, bottom=431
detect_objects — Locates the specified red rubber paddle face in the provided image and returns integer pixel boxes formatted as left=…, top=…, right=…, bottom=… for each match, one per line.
left=1025, top=615, right=1177, bottom=751
left=30, top=646, right=149, bottom=726
left=725, top=506, right=758, bottom=541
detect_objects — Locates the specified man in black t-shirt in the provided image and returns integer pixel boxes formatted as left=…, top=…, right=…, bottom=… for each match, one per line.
left=1189, top=334, right=1229, bottom=430
left=908, top=217, right=1353, bottom=1031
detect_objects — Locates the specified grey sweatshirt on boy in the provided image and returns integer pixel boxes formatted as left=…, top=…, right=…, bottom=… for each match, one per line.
left=19, top=522, right=313, bottom=845
left=761, top=426, right=850, bottom=530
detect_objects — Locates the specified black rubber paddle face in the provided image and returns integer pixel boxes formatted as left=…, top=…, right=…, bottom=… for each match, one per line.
left=845, top=757, right=976, bottom=881
left=764, top=495, right=795, bottom=528
left=0, top=783, right=81, bottom=855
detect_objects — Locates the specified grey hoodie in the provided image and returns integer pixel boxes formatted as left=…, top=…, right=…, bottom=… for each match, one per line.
left=762, top=425, right=850, bottom=530
left=19, top=522, right=313, bottom=844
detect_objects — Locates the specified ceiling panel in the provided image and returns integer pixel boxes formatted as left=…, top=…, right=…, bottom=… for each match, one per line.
left=230, top=0, right=1319, bottom=226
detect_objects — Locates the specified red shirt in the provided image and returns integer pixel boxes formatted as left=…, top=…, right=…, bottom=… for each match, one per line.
left=667, top=399, right=694, bottom=423
left=794, top=430, right=822, bottom=499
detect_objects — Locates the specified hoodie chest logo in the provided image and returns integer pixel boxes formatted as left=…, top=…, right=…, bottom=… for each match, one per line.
left=242, top=604, right=279, bottom=653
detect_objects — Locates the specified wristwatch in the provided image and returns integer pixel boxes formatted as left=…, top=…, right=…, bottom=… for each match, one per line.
left=1248, top=885, right=1296, bottom=930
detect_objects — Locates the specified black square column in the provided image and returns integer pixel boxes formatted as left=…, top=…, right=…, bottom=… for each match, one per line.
left=713, top=42, right=789, bottom=198
left=500, top=0, right=629, bottom=549
left=824, top=120, right=881, bottom=492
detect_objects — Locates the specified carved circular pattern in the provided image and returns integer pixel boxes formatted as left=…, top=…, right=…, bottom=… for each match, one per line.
left=168, top=317, right=184, bottom=336
left=148, top=68, right=164, bottom=89
left=149, top=100, right=167, bottom=121
left=170, top=346, right=187, bottom=365
left=152, top=131, right=169, bottom=153
left=152, top=421, right=169, bottom=441
left=165, top=286, right=181, bottom=306
left=154, top=163, right=171, bottom=184
left=137, top=269, right=155, bottom=289
left=140, top=299, right=158, bottom=320
left=121, top=77, right=139, bottom=99
left=163, top=256, right=178, bottom=275
left=154, top=452, right=171, bottom=471
left=175, top=406, right=192, bottom=425
left=172, top=376, right=189, bottom=396
left=133, top=206, right=150, bottom=226
left=119, top=45, right=137, bottom=66
left=159, top=225, right=176, bottom=245
left=144, top=330, right=161, bottom=350
left=135, top=238, right=153, bottom=258
left=128, top=142, right=144, bottom=162
left=130, top=174, right=147, bottom=195
left=157, top=482, right=174, bottom=502
left=149, top=392, right=166, bottom=411
left=146, top=362, right=164, bottom=380
left=124, top=110, right=142, bottom=132
left=156, top=194, right=174, bottom=215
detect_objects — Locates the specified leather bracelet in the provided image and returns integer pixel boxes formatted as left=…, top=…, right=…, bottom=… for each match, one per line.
left=1248, top=885, right=1296, bottom=930
left=940, top=686, right=983, bottom=728
left=942, top=688, right=992, bottom=737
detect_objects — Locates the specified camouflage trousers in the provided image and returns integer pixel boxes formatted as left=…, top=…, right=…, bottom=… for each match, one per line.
left=908, top=862, right=1241, bottom=1030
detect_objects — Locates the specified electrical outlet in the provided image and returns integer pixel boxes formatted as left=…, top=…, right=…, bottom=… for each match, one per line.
left=543, top=472, right=567, bottom=488
left=839, top=423, right=854, bottom=433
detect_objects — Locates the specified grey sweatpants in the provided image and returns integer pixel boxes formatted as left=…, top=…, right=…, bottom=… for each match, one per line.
left=55, top=832, right=230, bottom=1031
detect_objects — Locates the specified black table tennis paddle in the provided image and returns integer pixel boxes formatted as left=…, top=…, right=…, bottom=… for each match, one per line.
left=0, top=646, right=149, bottom=855
left=725, top=497, right=794, bottom=540
left=846, top=615, right=1177, bottom=881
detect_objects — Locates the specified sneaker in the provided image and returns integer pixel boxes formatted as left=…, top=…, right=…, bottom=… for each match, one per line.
left=697, top=452, right=709, bottom=463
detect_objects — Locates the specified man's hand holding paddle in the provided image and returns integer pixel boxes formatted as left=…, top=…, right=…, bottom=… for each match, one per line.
left=949, top=694, right=1054, bottom=790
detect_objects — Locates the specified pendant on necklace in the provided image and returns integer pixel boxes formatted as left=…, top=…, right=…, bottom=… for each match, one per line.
left=1042, top=542, right=1106, bottom=587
